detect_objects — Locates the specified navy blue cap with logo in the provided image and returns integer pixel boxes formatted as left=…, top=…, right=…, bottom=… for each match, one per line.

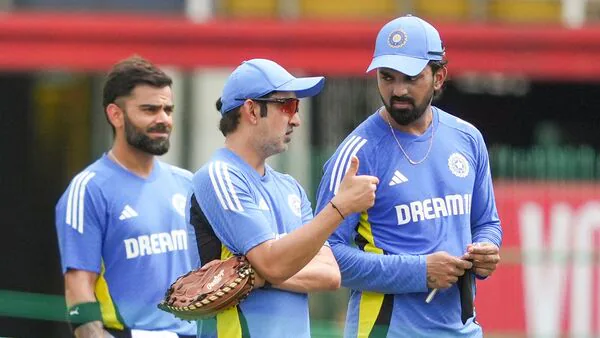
left=219, top=58, right=325, bottom=115
left=367, top=15, right=445, bottom=76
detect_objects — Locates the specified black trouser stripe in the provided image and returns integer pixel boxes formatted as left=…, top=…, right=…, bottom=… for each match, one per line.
left=190, top=193, right=221, bottom=264
left=368, top=294, right=393, bottom=338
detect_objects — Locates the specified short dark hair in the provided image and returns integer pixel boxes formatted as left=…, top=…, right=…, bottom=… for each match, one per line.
left=429, top=59, right=448, bottom=99
left=429, top=59, right=447, bottom=74
left=217, top=94, right=269, bottom=136
left=219, top=106, right=242, bottom=136
left=102, top=56, right=172, bottom=131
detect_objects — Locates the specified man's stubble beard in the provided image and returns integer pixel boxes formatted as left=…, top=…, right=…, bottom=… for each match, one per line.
left=383, top=86, right=434, bottom=126
left=123, top=111, right=170, bottom=156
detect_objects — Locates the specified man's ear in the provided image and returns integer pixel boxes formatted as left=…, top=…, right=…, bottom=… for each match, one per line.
left=433, top=66, right=447, bottom=91
left=106, top=103, right=124, bottom=128
left=240, top=99, right=259, bottom=125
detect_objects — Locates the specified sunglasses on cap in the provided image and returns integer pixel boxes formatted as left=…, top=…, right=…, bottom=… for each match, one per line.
left=236, top=97, right=300, bottom=117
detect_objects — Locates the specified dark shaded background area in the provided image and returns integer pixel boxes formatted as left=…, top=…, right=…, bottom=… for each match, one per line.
left=0, top=74, right=71, bottom=337
left=440, top=81, right=600, bottom=148
left=313, top=79, right=600, bottom=150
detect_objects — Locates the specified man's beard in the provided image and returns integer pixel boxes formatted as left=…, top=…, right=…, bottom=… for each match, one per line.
left=123, top=112, right=170, bottom=155
left=382, top=87, right=434, bottom=126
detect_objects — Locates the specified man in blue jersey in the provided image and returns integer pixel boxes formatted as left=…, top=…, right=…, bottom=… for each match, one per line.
left=189, top=58, right=379, bottom=338
left=55, top=56, right=197, bottom=338
left=315, top=15, right=503, bottom=337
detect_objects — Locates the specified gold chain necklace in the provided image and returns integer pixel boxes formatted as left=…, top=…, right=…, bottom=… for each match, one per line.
left=385, top=113, right=435, bottom=165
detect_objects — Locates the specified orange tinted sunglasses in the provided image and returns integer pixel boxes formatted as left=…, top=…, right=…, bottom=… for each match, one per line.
left=240, top=98, right=300, bottom=117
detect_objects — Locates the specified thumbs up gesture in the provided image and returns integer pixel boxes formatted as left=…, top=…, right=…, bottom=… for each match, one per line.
left=332, top=156, right=379, bottom=216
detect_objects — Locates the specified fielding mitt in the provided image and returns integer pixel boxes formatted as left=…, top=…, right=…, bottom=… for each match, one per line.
left=158, top=256, right=255, bottom=320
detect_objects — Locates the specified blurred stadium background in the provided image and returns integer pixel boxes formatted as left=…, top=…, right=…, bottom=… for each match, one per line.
left=1, top=0, right=600, bottom=337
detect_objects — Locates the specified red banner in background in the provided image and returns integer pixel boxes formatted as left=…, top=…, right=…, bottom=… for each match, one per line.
left=476, top=182, right=600, bottom=336
left=1, top=12, right=600, bottom=80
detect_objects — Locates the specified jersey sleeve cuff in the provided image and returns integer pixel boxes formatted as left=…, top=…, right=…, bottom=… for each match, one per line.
left=415, top=254, right=428, bottom=292
left=472, top=235, right=501, bottom=248
left=242, top=232, right=276, bottom=255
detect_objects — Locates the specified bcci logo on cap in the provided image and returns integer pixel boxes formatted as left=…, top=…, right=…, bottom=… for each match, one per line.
left=387, top=29, right=408, bottom=48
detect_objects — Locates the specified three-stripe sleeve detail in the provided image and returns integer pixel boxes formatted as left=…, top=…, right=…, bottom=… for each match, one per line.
left=329, top=136, right=367, bottom=195
left=208, top=161, right=244, bottom=212
left=65, top=171, right=96, bottom=234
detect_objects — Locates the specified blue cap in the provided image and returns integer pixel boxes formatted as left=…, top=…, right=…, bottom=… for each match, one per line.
left=220, top=58, right=325, bottom=115
left=367, top=15, right=445, bottom=76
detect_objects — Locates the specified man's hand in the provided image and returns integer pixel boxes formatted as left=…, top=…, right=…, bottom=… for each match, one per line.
left=426, top=251, right=473, bottom=289
left=463, top=242, right=500, bottom=277
left=333, top=156, right=379, bottom=216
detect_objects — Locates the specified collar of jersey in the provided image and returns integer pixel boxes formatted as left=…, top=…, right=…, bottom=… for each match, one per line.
left=102, top=153, right=161, bottom=182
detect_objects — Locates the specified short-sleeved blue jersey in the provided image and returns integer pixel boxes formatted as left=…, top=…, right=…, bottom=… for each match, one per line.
left=55, top=154, right=197, bottom=335
left=315, top=107, right=502, bottom=337
left=191, top=148, right=314, bottom=338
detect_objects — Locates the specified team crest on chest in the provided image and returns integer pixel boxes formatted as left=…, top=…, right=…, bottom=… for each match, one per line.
left=287, top=194, right=302, bottom=217
left=448, top=152, right=469, bottom=178
left=171, top=193, right=186, bottom=217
